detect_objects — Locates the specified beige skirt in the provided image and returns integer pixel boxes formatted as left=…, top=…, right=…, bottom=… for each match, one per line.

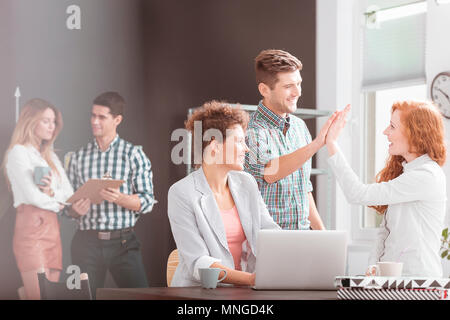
left=13, top=204, right=62, bottom=272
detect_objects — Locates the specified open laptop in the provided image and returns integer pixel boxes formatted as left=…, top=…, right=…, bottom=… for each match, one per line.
left=253, top=230, right=347, bottom=290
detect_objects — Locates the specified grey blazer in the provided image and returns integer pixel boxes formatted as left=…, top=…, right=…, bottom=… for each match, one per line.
left=168, top=167, right=280, bottom=287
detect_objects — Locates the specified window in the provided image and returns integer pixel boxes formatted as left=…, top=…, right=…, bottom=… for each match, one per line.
left=354, top=0, right=428, bottom=235
left=362, top=84, right=427, bottom=228
left=362, top=0, right=426, bottom=90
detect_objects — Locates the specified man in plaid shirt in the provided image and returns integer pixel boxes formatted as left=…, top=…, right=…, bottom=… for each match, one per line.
left=67, top=91, right=155, bottom=297
left=244, top=49, right=336, bottom=230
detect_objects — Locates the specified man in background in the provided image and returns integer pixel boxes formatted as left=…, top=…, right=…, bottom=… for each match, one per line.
left=67, top=91, right=155, bottom=297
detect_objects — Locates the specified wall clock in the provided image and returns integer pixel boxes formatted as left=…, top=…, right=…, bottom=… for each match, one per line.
left=431, top=71, right=450, bottom=119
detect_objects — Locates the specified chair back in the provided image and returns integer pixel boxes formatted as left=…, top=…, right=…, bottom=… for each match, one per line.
left=38, top=271, right=93, bottom=300
left=166, top=249, right=179, bottom=287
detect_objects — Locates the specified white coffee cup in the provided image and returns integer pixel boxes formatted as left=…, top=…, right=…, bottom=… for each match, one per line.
left=368, top=261, right=403, bottom=277
left=198, top=268, right=227, bottom=289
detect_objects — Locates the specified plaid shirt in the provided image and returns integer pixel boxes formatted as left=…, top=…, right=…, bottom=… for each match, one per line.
left=244, top=102, right=313, bottom=230
left=66, top=135, right=155, bottom=230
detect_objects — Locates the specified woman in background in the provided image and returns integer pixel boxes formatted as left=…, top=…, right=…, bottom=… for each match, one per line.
left=2, top=98, right=73, bottom=299
left=168, top=100, right=281, bottom=287
left=326, top=101, right=446, bottom=277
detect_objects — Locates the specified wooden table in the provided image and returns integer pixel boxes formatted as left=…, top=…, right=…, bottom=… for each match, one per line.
left=96, top=286, right=338, bottom=300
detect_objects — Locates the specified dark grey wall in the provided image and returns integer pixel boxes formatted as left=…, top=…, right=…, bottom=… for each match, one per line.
left=0, top=0, right=18, bottom=297
left=142, top=0, right=317, bottom=286
left=0, top=0, right=316, bottom=298
left=9, top=0, right=147, bottom=151
left=0, top=0, right=148, bottom=298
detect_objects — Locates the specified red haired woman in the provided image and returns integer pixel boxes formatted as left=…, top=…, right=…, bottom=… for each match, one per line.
left=2, top=99, right=74, bottom=299
left=326, top=102, right=446, bottom=277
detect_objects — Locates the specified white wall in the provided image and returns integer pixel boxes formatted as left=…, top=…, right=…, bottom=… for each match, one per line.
left=316, top=0, right=353, bottom=235
left=426, top=0, right=450, bottom=276
left=427, top=0, right=450, bottom=226
left=317, top=0, right=450, bottom=276
left=317, top=0, right=373, bottom=276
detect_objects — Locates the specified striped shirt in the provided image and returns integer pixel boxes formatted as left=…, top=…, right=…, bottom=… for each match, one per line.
left=244, top=101, right=313, bottom=230
left=66, top=135, right=155, bottom=230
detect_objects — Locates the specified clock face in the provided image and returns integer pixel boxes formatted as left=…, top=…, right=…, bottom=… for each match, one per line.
left=431, top=72, right=450, bottom=119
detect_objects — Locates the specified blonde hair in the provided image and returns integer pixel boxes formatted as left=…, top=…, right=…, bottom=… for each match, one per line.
left=2, top=98, right=63, bottom=185
left=370, top=100, right=446, bottom=214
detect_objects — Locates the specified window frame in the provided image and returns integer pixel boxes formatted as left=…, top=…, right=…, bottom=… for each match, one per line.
left=349, top=0, right=427, bottom=242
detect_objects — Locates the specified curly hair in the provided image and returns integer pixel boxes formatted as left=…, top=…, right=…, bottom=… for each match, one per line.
left=255, top=49, right=303, bottom=89
left=371, top=100, right=446, bottom=214
left=185, top=100, right=249, bottom=166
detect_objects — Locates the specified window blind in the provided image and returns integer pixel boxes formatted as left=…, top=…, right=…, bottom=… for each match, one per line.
left=362, top=9, right=426, bottom=90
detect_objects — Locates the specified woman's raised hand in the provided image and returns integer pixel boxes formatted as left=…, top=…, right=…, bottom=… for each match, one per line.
left=315, top=111, right=339, bottom=147
left=326, top=104, right=351, bottom=156
left=326, top=104, right=351, bottom=145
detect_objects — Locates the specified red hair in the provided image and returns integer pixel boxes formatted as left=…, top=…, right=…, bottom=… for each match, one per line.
left=371, top=101, right=446, bottom=214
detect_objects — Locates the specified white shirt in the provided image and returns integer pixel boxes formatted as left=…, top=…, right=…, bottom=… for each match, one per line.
left=6, top=144, right=74, bottom=213
left=328, top=150, right=446, bottom=277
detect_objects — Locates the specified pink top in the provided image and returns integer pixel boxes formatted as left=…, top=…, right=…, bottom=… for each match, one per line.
left=220, top=206, right=247, bottom=271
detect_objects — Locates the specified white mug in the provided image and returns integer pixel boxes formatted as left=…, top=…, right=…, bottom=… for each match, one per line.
left=368, top=262, right=403, bottom=277
left=198, top=268, right=227, bottom=289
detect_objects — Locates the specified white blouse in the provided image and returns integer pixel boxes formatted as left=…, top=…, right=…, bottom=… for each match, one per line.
left=6, top=144, right=74, bottom=213
left=328, top=149, right=446, bottom=277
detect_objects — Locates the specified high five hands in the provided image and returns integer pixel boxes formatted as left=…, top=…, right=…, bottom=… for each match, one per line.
left=318, top=104, right=351, bottom=157
left=327, top=104, right=351, bottom=144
